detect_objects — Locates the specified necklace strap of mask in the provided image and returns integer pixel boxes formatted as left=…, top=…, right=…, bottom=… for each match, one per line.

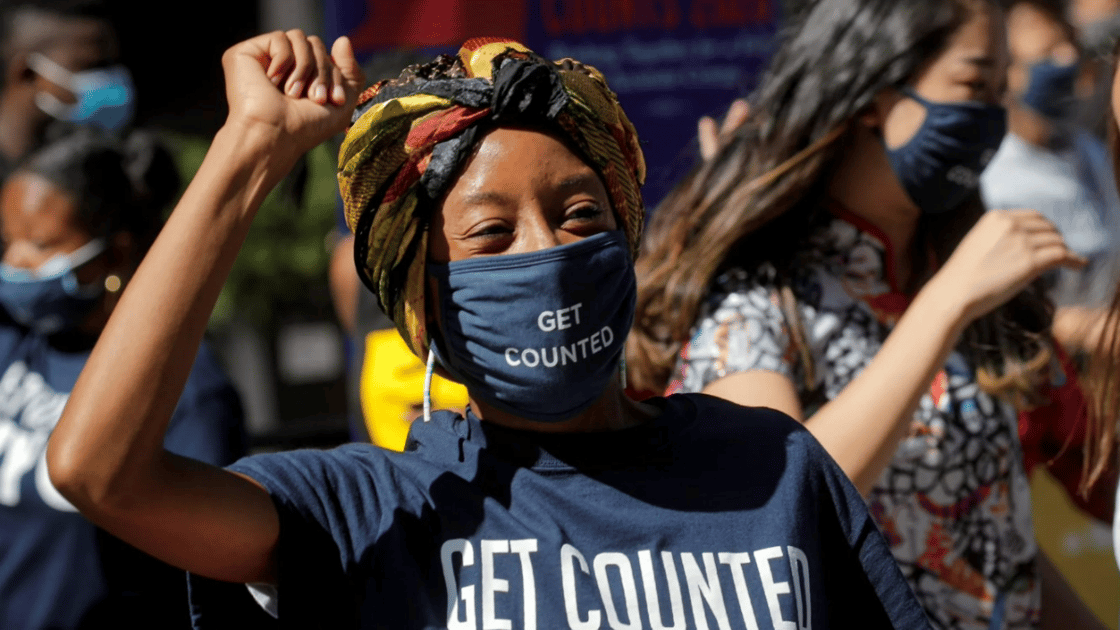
left=423, top=350, right=436, bottom=423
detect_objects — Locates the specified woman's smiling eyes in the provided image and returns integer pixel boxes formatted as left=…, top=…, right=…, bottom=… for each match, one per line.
left=461, top=201, right=612, bottom=253
left=563, top=202, right=608, bottom=228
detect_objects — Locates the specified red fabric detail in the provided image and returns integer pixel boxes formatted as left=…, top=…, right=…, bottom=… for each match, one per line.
left=917, top=486, right=992, bottom=520
left=866, top=293, right=911, bottom=318
left=625, top=386, right=658, bottom=401
left=930, top=370, right=948, bottom=409
left=826, top=201, right=903, bottom=292
left=345, top=0, right=526, bottom=50
left=1018, top=345, right=1117, bottom=522
left=406, top=107, right=490, bottom=151
left=380, top=107, right=490, bottom=206
left=380, top=156, right=423, bottom=206
left=460, top=36, right=522, bottom=52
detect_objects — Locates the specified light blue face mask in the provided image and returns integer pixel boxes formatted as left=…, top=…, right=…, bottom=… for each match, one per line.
left=27, top=52, right=135, bottom=131
left=0, top=238, right=107, bottom=334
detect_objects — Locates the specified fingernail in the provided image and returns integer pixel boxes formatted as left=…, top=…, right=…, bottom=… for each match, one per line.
left=270, top=74, right=282, bottom=86
left=332, top=84, right=345, bottom=103
left=312, top=84, right=326, bottom=102
left=287, top=80, right=303, bottom=96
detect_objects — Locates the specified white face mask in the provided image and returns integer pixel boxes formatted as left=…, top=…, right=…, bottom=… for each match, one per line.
left=26, top=52, right=136, bottom=131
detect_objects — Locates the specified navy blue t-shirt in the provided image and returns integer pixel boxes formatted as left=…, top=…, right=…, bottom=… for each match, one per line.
left=0, top=324, right=246, bottom=629
left=188, top=394, right=930, bottom=629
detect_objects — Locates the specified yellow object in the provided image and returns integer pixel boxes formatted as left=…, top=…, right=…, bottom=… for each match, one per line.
left=1031, top=470, right=1119, bottom=628
left=360, top=329, right=468, bottom=451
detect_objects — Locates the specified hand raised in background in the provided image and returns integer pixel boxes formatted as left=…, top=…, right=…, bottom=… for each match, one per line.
left=698, top=98, right=749, bottom=161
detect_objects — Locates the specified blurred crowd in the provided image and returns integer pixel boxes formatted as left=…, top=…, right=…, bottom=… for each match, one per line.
left=1, top=0, right=1120, bottom=629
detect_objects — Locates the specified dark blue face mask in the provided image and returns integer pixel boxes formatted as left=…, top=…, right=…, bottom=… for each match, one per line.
left=427, top=230, right=636, bottom=423
left=1021, top=59, right=1078, bottom=120
left=884, top=88, right=1007, bottom=215
left=0, top=239, right=106, bottom=334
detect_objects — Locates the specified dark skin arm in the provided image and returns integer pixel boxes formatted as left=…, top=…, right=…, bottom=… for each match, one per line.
left=45, top=30, right=364, bottom=585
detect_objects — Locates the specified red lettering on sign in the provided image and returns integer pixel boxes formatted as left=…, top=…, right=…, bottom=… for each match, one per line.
left=540, top=0, right=685, bottom=35
left=660, top=0, right=682, bottom=29
left=542, top=0, right=566, bottom=36
left=690, top=0, right=770, bottom=28
left=754, top=0, right=772, bottom=22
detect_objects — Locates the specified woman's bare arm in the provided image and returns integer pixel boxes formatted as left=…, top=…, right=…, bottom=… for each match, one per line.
left=704, top=284, right=967, bottom=495
left=705, top=209, right=1084, bottom=495
left=46, top=31, right=364, bottom=585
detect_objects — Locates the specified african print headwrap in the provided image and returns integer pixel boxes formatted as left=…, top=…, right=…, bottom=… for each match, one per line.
left=339, top=38, right=646, bottom=360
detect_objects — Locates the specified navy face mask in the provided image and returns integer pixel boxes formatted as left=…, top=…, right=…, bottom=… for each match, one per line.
left=1021, top=59, right=1078, bottom=120
left=427, top=230, right=636, bottom=422
left=0, top=239, right=106, bottom=334
left=884, top=88, right=1007, bottom=215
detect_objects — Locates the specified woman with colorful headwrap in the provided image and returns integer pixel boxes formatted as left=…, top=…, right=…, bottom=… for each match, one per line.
left=42, top=31, right=929, bottom=628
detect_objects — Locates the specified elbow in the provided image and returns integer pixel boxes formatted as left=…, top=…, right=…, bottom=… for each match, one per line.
left=45, top=425, right=92, bottom=507
left=46, top=417, right=122, bottom=511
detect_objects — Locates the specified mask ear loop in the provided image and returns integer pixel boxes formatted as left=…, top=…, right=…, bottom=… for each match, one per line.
left=423, top=349, right=436, bottom=423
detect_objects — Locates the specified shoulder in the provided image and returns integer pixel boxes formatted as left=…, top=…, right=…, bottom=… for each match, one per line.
left=671, top=269, right=800, bottom=393
left=702, top=268, right=783, bottom=321
left=659, top=393, right=853, bottom=514
left=228, top=444, right=398, bottom=528
left=231, top=443, right=389, bottom=493
left=688, top=269, right=789, bottom=351
left=674, top=394, right=879, bottom=536
left=230, top=411, right=466, bottom=509
left=662, top=392, right=816, bottom=453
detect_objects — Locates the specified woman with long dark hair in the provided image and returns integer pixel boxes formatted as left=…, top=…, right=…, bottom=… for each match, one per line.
left=631, top=0, right=1110, bottom=627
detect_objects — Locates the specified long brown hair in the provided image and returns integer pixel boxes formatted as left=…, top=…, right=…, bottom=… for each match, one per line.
left=1076, top=96, right=1120, bottom=493
left=629, top=0, right=1055, bottom=404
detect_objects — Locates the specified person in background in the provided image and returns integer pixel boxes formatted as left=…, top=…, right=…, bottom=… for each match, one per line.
left=980, top=0, right=1119, bottom=524
left=0, top=0, right=133, bottom=183
left=984, top=0, right=1120, bottom=338
left=631, top=0, right=1112, bottom=627
left=1096, top=37, right=1120, bottom=613
left=0, top=125, right=245, bottom=629
left=1072, top=0, right=1120, bottom=137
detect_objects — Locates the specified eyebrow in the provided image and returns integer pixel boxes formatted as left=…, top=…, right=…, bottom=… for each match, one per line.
left=458, top=170, right=602, bottom=208
left=555, top=170, right=603, bottom=194
left=459, top=190, right=514, bottom=208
